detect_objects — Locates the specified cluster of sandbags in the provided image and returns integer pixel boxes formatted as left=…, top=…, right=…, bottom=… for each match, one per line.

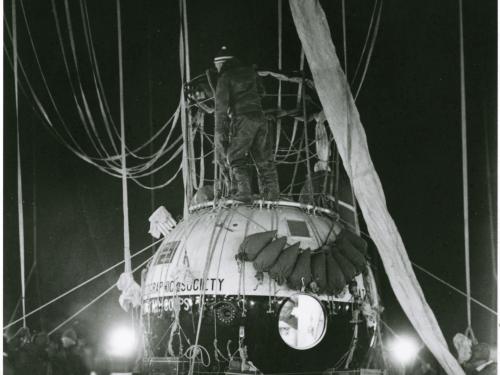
left=313, top=229, right=368, bottom=294
left=236, top=230, right=277, bottom=261
left=236, top=228, right=368, bottom=295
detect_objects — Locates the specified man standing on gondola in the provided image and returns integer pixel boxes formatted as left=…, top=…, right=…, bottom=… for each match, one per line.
left=213, top=46, right=280, bottom=203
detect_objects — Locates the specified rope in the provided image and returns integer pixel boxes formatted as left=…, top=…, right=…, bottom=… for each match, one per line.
left=275, top=0, right=283, bottom=157
left=341, top=0, right=348, bottom=77
left=179, top=0, right=191, bottom=215
left=4, top=25, right=182, bottom=175
left=340, top=219, right=497, bottom=322
left=11, top=2, right=184, bottom=177
left=18, top=0, right=87, bottom=156
left=482, top=113, right=497, bottom=282
left=79, top=0, right=120, bottom=157
left=8, top=261, right=36, bottom=326
left=458, top=0, right=473, bottom=334
left=340, top=1, right=360, bottom=234
left=301, top=78, right=314, bottom=203
left=116, top=0, right=131, bottom=274
left=354, top=0, right=383, bottom=101
left=52, top=0, right=108, bottom=161
left=4, top=238, right=162, bottom=330
left=47, top=254, right=153, bottom=336
left=12, top=0, right=27, bottom=329
left=63, top=0, right=113, bottom=162
left=411, top=262, right=497, bottom=316
left=351, top=0, right=378, bottom=84
left=189, top=210, right=229, bottom=375
left=198, top=113, right=206, bottom=187
left=184, top=345, right=211, bottom=368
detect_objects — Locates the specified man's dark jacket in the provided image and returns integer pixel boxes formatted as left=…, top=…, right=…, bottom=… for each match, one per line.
left=214, top=59, right=264, bottom=143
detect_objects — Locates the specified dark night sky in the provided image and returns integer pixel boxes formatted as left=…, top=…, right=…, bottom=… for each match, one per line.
left=3, top=0, right=497, bottom=358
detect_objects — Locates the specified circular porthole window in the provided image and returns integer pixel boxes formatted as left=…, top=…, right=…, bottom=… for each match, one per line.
left=278, top=294, right=327, bottom=350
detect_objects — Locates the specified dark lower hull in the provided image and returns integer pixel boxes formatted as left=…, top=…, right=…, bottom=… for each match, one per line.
left=142, top=296, right=371, bottom=374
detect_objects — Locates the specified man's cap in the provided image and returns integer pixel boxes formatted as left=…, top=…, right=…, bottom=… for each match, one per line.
left=214, top=46, right=234, bottom=63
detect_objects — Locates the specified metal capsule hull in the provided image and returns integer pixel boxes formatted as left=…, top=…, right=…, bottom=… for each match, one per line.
left=141, top=203, right=369, bottom=373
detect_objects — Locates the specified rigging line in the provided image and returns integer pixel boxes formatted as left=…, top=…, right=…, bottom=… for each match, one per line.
left=301, top=78, right=314, bottom=203
left=80, top=0, right=123, bottom=155
left=275, top=0, right=283, bottom=158
left=351, top=0, right=378, bottom=84
left=126, top=105, right=182, bottom=159
left=179, top=4, right=191, bottom=216
left=336, top=216, right=497, bottom=317
left=458, top=0, right=472, bottom=332
left=4, top=239, right=162, bottom=331
left=98, top=107, right=180, bottom=165
left=12, top=0, right=27, bottom=329
left=286, top=135, right=304, bottom=195
left=131, top=151, right=184, bottom=190
left=277, top=122, right=309, bottom=153
left=1, top=40, right=131, bottom=177
left=284, top=49, right=305, bottom=159
left=16, top=0, right=87, bottom=155
left=81, top=0, right=181, bottom=162
left=482, top=106, right=497, bottom=282
left=121, top=128, right=183, bottom=176
left=116, top=0, right=131, bottom=274
left=4, top=19, right=176, bottom=170
left=181, top=0, right=197, bottom=192
left=81, top=0, right=180, bottom=162
left=412, top=262, right=497, bottom=317
left=8, top=261, right=37, bottom=326
left=146, top=2, right=155, bottom=211
left=79, top=0, right=120, bottom=157
left=51, top=0, right=109, bottom=160
left=92, top=134, right=182, bottom=180
left=48, top=254, right=153, bottom=336
left=63, top=0, right=115, bottom=162
left=341, top=0, right=362, bottom=241
left=97, top=103, right=181, bottom=168
left=190, top=210, right=229, bottom=374
left=275, top=152, right=319, bottom=164
left=275, top=138, right=317, bottom=157
left=341, top=0, right=348, bottom=78
left=197, top=113, right=206, bottom=187
left=2, top=39, right=102, bottom=164
left=115, top=130, right=183, bottom=177
left=10, top=7, right=177, bottom=167
left=354, top=0, right=383, bottom=101
left=188, top=148, right=215, bottom=161
left=32, top=122, right=43, bottom=329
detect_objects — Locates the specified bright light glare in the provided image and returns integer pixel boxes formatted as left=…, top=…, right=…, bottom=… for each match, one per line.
left=388, top=335, right=419, bottom=365
left=107, top=326, right=137, bottom=357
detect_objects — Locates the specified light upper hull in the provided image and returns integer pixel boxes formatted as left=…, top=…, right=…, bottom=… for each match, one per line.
left=142, top=201, right=364, bottom=301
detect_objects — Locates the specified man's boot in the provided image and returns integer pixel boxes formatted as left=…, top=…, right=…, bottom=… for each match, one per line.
left=231, top=167, right=253, bottom=203
left=258, top=162, right=280, bottom=201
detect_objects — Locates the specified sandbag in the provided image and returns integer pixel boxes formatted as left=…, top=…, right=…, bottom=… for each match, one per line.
left=287, top=249, right=312, bottom=291
left=331, top=246, right=358, bottom=282
left=325, top=251, right=346, bottom=294
left=310, top=251, right=327, bottom=294
left=338, top=236, right=367, bottom=273
left=236, top=230, right=277, bottom=261
left=253, top=237, right=287, bottom=280
left=269, top=242, right=301, bottom=285
left=338, top=229, right=368, bottom=255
